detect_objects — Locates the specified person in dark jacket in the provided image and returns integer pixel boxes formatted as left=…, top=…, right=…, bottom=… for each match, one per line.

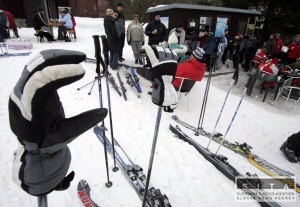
left=115, top=2, right=126, bottom=62
left=0, top=4, right=8, bottom=40
left=32, top=7, right=48, bottom=30
left=145, top=12, right=167, bottom=46
left=104, top=9, right=120, bottom=70
left=280, top=131, right=300, bottom=163
left=264, top=34, right=276, bottom=58
left=232, top=34, right=242, bottom=84
left=2, top=6, right=19, bottom=38
left=203, top=31, right=216, bottom=71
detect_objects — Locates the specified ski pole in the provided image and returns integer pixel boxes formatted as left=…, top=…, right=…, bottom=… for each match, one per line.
left=207, top=79, right=234, bottom=148
left=195, top=61, right=213, bottom=135
left=100, top=35, right=119, bottom=172
left=142, top=106, right=163, bottom=207
left=37, top=195, right=48, bottom=207
left=92, top=35, right=113, bottom=187
left=214, top=78, right=251, bottom=155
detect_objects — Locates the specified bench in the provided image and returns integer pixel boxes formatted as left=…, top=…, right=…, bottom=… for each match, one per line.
left=67, top=30, right=76, bottom=42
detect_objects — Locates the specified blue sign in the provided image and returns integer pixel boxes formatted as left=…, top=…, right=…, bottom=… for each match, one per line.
left=215, top=17, right=228, bottom=37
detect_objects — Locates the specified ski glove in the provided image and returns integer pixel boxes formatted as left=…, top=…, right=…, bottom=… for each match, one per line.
left=144, top=45, right=179, bottom=112
left=9, top=49, right=108, bottom=196
left=128, top=41, right=131, bottom=45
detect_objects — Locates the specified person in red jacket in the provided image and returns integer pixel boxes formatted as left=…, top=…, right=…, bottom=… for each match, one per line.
left=252, top=48, right=268, bottom=69
left=287, top=36, right=300, bottom=64
left=272, top=33, right=283, bottom=58
left=173, top=47, right=206, bottom=89
left=2, top=6, right=19, bottom=38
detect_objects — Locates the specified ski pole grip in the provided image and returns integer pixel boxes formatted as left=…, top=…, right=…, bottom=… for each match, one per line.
left=100, top=35, right=109, bottom=66
left=92, top=35, right=102, bottom=74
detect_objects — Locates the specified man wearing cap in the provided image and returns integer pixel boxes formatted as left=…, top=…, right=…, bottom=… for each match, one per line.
left=127, top=14, right=144, bottom=65
left=168, top=22, right=186, bottom=45
left=145, top=12, right=167, bottom=46
left=32, top=7, right=48, bottom=30
left=115, top=3, right=126, bottom=62
left=104, top=8, right=120, bottom=70
left=173, top=47, right=206, bottom=89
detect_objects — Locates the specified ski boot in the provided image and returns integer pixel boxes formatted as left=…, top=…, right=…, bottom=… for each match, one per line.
left=280, top=141, right=298, bottom=163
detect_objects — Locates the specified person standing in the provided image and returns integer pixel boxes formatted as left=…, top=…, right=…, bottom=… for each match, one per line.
left=216, top=32, right=226, bottom=69
left=222, top=29, right=232, bottom=64
left=145, top=12, right=167, bottom=46
left=2, top=6, right=19, bottom=38
left=32, top=7, right=48, bottom=30
left=203, top=31, right=217, bottom=71
left=104, top=9, right=120, bottom=70
left=127, top=14, right=144, bottom=65
left=115, top=3, right=125, bottom=62
left=168, top=22, right=186, bottom=45
left=286, top=36, right=300, bottom=64
left=272, top=33, right=283, bottom=58
left=264, top=34, right=276, bottom=58
left=232, top=34, right=242, bottom=84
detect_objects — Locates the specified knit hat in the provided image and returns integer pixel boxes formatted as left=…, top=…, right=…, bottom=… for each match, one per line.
left=116, top=2, right=123, bottom=7
left=177, top=22, right=183, bottom=28
left=154, top=11, right=160, bottom=17
left=235, top=34, right=240, bottom=39
left=106, top=9, right=114, bottom=15
left=275, top=33, right=280, bottom=38
left=192, top=47, right=205, bottom=61
left=37, top=7, right=44, bottom=12
left=168, top=33, right=178, bottom=44
left=132, top=14, right=139, bottom=19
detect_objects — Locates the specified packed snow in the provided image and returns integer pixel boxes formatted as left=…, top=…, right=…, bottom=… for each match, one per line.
left=0, top=17, right=299, bottom=207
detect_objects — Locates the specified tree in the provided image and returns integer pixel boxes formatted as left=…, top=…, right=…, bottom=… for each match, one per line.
left=224, top=0, right=300, bottom=42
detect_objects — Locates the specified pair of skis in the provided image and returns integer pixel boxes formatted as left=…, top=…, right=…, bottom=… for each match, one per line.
left=93, top=126, right=171, bottom=207
left=0, top=52, right=31, bottom=57
left=171, top=115, right=300, bottom=193
left=169, top=124, right=281, bottom=207
left=117, top=66, right=142, bottom=99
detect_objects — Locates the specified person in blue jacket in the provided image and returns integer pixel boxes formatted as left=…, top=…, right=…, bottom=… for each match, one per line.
left=203, top=31, right=217, bottom=71
left=57, top=8, right=73, bottom=41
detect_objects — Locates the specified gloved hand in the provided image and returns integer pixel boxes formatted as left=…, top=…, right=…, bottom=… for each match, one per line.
left=142, top=41, right=144, bottom=46
left=9, top=49, right=108, bottom=196
left=128, top=41, right=131, bottom=45
left=144, top=45, right=178, bottom=112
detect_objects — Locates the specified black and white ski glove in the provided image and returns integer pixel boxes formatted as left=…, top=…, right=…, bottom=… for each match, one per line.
left=144, top=45, right=178, bottom=112
left=9, top=49, right=107, bottom=196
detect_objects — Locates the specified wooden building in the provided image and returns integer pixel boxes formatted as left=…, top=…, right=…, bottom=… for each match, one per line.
left=147, top=4, right=261, bottom=38
left=0, top=0, right=110, bottom=27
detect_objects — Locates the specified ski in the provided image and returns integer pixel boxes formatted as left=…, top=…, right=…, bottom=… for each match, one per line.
left=0, top=52, right=31, bottom=57
left=78, top=179, right=100, bottom=207
left=130, top=68, right=142, bottom=93
left=121, top=66, right=140, bottom=98
left=118, top=62, right=145, bottom=70
left=169, top=124, right=281, bottom=207
left=84, top=58, right=97, bottom=64
left=107, top=72, right=122, bottom=97
left=171, top=116, right=300, bottom=193
left=116, top=71, right=127, bottom=101
left=94, top=126, right=171, bottom=207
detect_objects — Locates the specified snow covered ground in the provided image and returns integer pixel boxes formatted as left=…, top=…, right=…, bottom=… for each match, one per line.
left=0, top=17, right=299, bottom=207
